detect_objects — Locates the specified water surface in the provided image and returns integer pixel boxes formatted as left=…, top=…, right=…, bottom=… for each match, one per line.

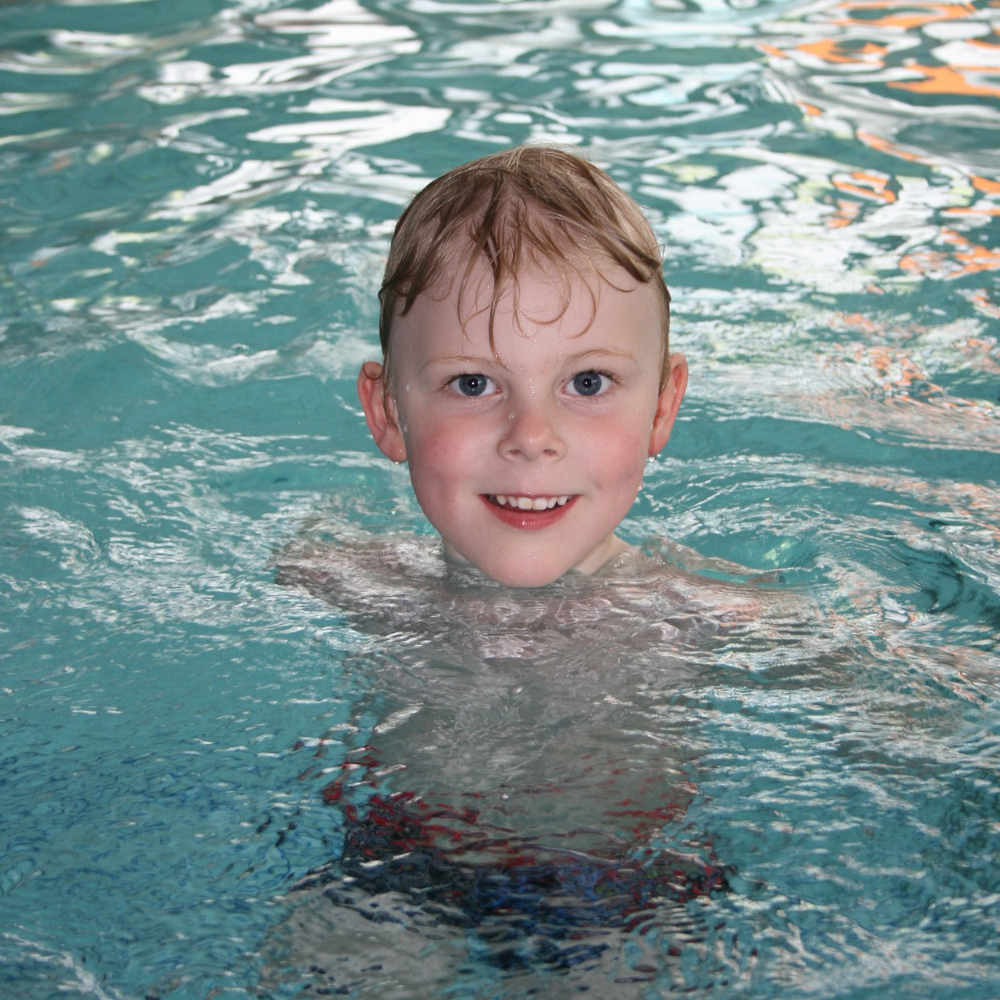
left=1, top=0, right=998, bottom=997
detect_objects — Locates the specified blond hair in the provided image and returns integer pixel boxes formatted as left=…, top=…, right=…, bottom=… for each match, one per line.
left=377, top=145, right=671, bottom=381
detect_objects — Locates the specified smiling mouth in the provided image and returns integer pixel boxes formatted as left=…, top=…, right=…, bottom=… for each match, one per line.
left=482, top=494, right=577, bottom=529
left=488, top=494, right=571, bottom=511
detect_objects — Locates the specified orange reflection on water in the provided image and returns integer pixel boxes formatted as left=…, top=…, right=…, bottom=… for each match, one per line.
left=859, top=344, right=940, bottom=393
left=855, top=130, right=925, bottom=163
left=831, top=0, right=978, bottom=31
left=960, top=289, right=1000, bottom=320
left=828, top=198, right=861, bottom=228
left=797, top=39, right=889, bottom=64
left=763, top=1, right=1000, bottom=103
left=972, top=177, right=1000, bottom=195
left=890, top=61, right=1000, bottom=97
left=946, top=175, right=1000, bottom=217
left=832, top=169, right=897, bottom=203
left=902, top=228, right=1000, bottom=278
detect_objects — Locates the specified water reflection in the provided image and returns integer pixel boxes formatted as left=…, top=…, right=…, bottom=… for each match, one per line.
left=1, top=0, right=999, bottom=998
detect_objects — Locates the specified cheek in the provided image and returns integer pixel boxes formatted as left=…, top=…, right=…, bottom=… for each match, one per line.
left=607, top=455, right=648, bottom=507
left=402, top=414, right=478, bottom=487
left=590, top=417, right=652, bottom=480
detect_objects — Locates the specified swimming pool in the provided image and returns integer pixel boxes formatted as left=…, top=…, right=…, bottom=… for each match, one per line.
left=1, top=0, right=998, bottom=996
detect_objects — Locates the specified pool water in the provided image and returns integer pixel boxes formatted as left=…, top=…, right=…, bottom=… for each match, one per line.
left=1, top=0, right=998, bottom=997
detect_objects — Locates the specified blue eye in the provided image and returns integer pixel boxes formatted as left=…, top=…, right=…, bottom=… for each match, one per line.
left=569, top=371, right=608, bottom=397
left=450, top=374, right=494, bottom=397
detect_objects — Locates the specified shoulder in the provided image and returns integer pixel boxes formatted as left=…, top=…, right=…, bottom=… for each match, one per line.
left=274, top=527, right=449, bottom=616
left=594, top=536, right=803, bottom=634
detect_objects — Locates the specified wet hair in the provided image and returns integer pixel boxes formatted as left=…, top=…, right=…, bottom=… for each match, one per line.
left=377, top=145, right=672, bottom=383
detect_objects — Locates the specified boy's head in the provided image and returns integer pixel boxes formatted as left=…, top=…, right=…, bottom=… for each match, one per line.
left=358, top=145, right=687, bottom=588
left=378, top=145, right=673, bottom=383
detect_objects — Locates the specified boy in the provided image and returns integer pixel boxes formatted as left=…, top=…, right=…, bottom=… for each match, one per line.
left=357, top=144, right=688, bottom=588
left=272, top=149, right=737, bottom=991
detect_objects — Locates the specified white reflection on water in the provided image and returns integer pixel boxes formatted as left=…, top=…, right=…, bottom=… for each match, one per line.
left=142, top=1, right=420, bottom=103
left=247, top=98, right=452, bottom=150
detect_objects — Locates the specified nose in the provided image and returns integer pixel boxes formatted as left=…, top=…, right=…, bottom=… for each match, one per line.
left=498, top=395, right=567, bottom=462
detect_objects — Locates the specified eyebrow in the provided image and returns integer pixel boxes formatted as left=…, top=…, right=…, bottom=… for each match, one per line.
left=421, top=353, right=504, bottom=373
left=563, top=347, right=640, bottom=365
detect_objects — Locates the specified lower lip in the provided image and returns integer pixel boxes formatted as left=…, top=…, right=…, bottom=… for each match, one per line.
left=481, top=495, right=577, bottom=530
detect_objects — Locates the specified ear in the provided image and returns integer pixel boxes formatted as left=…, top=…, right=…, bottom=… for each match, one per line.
left=648, top=353, right=688, bottom=457
left=357, top=361, right=407, bottom=463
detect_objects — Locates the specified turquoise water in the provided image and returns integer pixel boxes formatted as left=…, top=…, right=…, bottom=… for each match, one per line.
left=1, top=0, right=999, bottom=997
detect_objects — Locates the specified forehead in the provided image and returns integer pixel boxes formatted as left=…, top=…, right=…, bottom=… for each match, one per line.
left=394, top=257, right=664, bottom=360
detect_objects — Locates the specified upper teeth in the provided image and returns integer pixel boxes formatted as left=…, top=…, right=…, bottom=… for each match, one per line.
left=494, top=495, right=570, bottom=510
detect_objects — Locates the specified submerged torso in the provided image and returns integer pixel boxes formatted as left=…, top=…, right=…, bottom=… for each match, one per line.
left=276, top=530, right=806, bottom=847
